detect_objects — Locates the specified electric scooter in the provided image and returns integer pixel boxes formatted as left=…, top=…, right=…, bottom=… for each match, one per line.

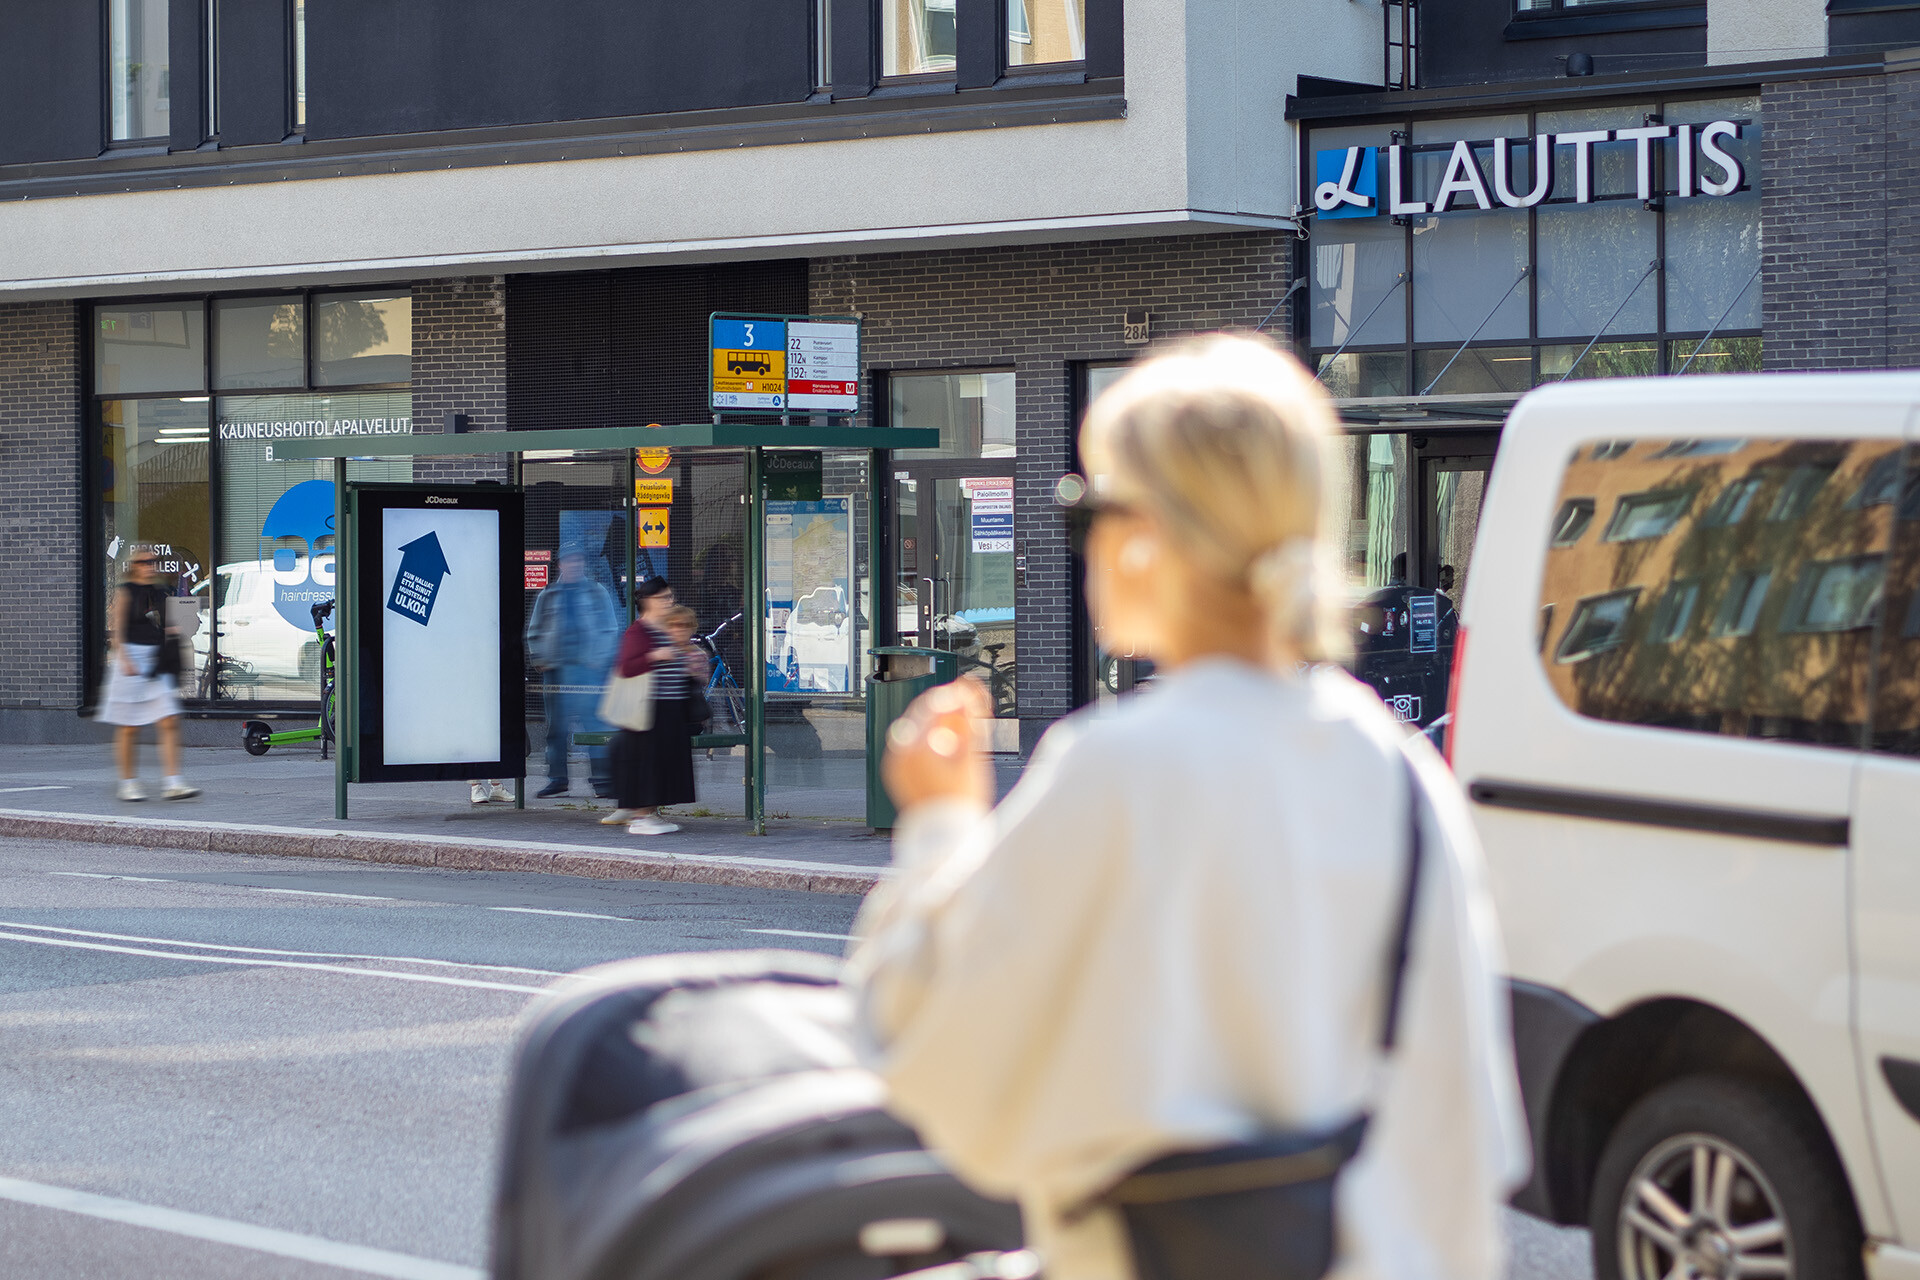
left=242, top=600, right=335, bottom=758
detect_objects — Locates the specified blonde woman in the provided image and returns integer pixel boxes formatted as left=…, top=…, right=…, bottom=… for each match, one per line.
left=848, top=335, right=1526, bottom=1280
left=101, top=545, right=199, bottom=801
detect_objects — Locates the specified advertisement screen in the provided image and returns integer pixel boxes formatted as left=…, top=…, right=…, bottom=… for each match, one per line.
left=354, top=486, right=522, bottom=782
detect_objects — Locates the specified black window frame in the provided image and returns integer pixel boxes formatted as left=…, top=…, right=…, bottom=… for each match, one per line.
left=102, top=0, right=175, bottom=148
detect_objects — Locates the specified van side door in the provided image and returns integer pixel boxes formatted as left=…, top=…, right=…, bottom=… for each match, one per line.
left=1854, top=437, right=1920, bottom=1246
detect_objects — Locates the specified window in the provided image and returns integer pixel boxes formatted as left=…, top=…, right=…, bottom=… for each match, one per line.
left=813, top=0, right=832, bottom=91
left=1647, top=580, right=1701, bottom=644
left=203, top=0, right=217, bottom=138
left=214, top=297, right=304, bottom=390
left=96, top=305, right=207, bottom=396
left=1590, top=441, right=1633, bottom=461
left=1555, top=589, right=1638, bottom=662
left=1710, top=569, right=1771, bottom=638
left=1650, top=439, right=1746, bottom=459
left=1782, top=557, right=1884, bottom=634
left=1768, top=463, right=1836, bottom=523
left=108, top=0, right=171, bottom=142
left=883, top=0, right=957, bottom=76
left=1702, top=475, right=1763, bottom=527
left=1537, top=437, right=1895, bottom=747
left=1549, top=497, right=1595, bottom=546
left=1603, top=489, right=1692, bottom=542
left=313, top=292, right=412, bottom=386
left=291, top=0, right=307, bottom=134
left=890, top=372, right=1015, bottom=459
left=1008, top=0, right=1086, bottom=66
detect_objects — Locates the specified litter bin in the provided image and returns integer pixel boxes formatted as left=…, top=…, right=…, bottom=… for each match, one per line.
left=866, top=646, right=959, bottom=830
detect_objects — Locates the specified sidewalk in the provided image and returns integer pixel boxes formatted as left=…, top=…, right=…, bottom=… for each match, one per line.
left=0, top=742, right=1026, bottom=894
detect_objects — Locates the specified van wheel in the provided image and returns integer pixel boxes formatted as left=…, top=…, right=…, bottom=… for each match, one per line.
left=1589, top=1074, right=1862, bottom=1280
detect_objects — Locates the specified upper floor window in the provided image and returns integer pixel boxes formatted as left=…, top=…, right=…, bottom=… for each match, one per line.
left=883, top=0, right=957, bottom=77
left=292, top=0, right=307, bottom=134
left=1516, top=0, right=1658, bottom=8
left=108, top=0, right=171, bottom=142
left=1008, top=0, right=1086, bottom=67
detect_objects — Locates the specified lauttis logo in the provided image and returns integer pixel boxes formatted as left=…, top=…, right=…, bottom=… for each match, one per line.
left=1314, top=146, right=1379, bottom=219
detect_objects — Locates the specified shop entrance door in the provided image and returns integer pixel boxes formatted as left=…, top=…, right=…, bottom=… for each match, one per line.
left=1414, top=432, right=1498, bottom=607
left=893, top=461, right=1018, bottom=721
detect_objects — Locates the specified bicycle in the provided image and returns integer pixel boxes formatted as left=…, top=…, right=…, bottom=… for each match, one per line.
left=695, top=611, right=748, bottom=736
left=242, top=600, right=335, bottom=758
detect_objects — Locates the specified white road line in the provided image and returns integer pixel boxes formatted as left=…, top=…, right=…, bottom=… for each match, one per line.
left=48, top=872, right=172, bottom=883
left=744, top=928, right=860, bottom=942
left=488, top=906, right=627, bottom=921
left=0, top=921, right=564, bottom=976
left=0, top=930, right=552, bottom=995
left=0, top=785, right=70, bottom=794
left=0, top=1175, right=481, bottom=1280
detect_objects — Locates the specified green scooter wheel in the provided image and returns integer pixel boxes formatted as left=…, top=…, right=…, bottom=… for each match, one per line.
left=243, top=721, right=272, bottom=756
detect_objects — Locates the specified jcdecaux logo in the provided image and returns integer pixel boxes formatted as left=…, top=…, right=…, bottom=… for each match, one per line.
left=261, top=479, right=336, bottom=631
left=1314, top=120, right=1744, bottom=220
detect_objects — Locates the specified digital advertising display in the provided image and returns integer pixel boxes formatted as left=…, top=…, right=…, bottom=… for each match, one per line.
left=352, top=485, right=523, bottom=783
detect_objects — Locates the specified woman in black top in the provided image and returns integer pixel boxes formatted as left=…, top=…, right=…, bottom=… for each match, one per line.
left=100, top=546, right=199, bottom=801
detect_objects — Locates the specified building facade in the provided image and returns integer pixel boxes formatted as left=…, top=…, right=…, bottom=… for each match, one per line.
left=0, top=0, right=1915, bottom=752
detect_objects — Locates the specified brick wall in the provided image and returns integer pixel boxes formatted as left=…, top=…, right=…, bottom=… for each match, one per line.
left=412, top=276, right=510, bottom=482
left=1762, top=74, right=1908, bottom=370
left=0, top=301, right=84, bottom=732
left=812, top=232, right=1294, bottom=747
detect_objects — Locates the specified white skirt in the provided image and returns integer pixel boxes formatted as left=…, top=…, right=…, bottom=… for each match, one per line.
left=99, top=644, right=182, bottom=726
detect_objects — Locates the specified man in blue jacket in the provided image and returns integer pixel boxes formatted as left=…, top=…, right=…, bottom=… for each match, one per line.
left=525, top=546, right=621, bottom=798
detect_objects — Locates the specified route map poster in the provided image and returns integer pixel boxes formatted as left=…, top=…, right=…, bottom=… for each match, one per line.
left=764, top=497, right=853, bottom=693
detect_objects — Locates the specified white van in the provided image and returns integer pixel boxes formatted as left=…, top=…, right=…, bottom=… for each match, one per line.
left=1451, top=374, right=1920, bottom=1280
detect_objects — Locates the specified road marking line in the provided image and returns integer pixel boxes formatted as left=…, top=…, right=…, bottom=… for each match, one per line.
left=745, top=928, right=860, bottom=941
left=0, top=1174, right=482, bottom=1280
left=49, top=872, right=171, bottom=883
left=488, top=906, right=627, bottom=921
left=0, top=786, right=69, bottom=794
left=0, top=930, right=553, bottom=995
left=0, top=920, right=564, bottom=976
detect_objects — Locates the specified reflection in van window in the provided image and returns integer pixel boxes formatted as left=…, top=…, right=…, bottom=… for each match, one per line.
left=1768, top=463, right=1837, bottom=523
left=1710, top=569, right=1772, bottom=638
left=1648, top=581, right=1701, bottom=643
left=1783, top=556, right=1884, bottom=633
left=1550, top=498, right=1595, bottom=547
left=1556, top=590, right=1638, bottom=663
left=1850, top=453, right=1904, bottom=509
left=1538, top=438, right=1900, bottom=748
left=1703, top=475, right=1764, bottom=527
left=1604, top=489, right=1693, bottom=542
left=1590, top=441, right=1633, bottom=461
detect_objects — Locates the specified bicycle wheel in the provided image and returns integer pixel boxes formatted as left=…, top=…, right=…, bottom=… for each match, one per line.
left=713, top=677, right=747, bottom=734
left=320, top=680, right=336, bottom=744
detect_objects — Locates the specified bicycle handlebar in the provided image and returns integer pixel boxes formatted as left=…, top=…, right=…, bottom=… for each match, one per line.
left=310, top=600, right=335, bottom=627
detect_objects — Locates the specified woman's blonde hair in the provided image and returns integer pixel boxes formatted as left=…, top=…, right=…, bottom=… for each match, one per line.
left=1079, top=332, right=1348, bottom=664
left=662, top=604, right=698, bottom=631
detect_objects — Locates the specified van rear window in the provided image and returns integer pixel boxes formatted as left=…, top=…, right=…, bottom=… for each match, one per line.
left=1538, top=438, right=1903, bottom=748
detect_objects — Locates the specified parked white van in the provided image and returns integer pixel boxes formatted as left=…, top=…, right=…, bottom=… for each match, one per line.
left=1451, top=374, right=1920, bottom=1280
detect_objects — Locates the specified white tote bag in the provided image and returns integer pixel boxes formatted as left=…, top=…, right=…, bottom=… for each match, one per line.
left=598, top=671, right=655, bottom=732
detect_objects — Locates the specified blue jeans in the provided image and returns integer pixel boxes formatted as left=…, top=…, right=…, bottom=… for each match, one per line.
left=542, top=674, right=610, bottom=792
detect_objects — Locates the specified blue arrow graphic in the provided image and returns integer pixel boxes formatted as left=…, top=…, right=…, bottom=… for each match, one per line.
left=386, top=531, right=452, bottom=627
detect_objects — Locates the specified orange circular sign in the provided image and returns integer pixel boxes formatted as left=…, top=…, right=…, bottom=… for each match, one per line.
left=636, top=447, right=671, bottom=475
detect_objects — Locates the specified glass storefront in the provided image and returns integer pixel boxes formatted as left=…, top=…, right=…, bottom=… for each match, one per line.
left=90, top=293, right=414, bottom=711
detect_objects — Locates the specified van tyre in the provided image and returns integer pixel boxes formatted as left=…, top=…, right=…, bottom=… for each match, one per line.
left=1589, top=1074, right=1862, bottom=1280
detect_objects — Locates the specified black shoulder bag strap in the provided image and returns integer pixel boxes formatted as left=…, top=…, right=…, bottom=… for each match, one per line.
left=1378, top=751, right=1429, bottom=1054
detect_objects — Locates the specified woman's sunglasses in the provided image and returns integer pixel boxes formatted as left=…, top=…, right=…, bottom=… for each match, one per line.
left=1054, top=473, right=1132, bottom=557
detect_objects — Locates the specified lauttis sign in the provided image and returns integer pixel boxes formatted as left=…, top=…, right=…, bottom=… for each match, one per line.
left=1313, top=120, right=1747, bottom=220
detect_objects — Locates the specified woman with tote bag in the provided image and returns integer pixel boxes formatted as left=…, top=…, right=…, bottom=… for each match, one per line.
left=848, top=335, right=1528, bottom=1280
left=603, top=577, right=695, bottom=836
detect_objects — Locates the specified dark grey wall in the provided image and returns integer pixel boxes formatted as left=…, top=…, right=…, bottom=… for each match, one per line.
left=307, top=0, right=813, bottom=139
left=217, top=0, right=292, bottom=145
left=1831, top=9, right=1920, bottom=55
left=1420, top=0, right=1704, bottom=87
left=0, top=1, right=101, bottom=164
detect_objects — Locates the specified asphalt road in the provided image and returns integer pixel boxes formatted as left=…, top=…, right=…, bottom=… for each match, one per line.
left=0, top=836, right=1592, bottom=1278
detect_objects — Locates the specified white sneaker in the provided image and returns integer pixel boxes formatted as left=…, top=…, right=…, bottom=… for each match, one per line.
left=488, top=783, right=514, bottom=803
left=599, top=808, right=636, bottom=825
left=470, top=783, right=490, bottom=805
left=627, top=816, right=680, bottom=836
left=162, top=781, right=200, bottom=800
left=116, top=778, right=146, bottom=802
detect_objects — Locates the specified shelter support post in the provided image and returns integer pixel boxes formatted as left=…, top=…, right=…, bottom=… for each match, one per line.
left=746, top=446, right=767, bottom=835
left=333, top=456, right=349, bottom=821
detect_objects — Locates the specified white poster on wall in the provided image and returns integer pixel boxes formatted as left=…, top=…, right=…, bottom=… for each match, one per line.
left=379, top=506, right=501, bottom=766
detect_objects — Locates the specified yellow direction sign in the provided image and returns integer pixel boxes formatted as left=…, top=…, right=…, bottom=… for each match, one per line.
left=634, top=477, right=672, bottom=504
left=711, top=347, right=787, bottom=403
left=638, top=508, right=670, bottom=548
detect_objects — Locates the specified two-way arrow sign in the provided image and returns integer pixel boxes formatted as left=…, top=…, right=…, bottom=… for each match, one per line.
left=386, top=531, right=451, bottom=627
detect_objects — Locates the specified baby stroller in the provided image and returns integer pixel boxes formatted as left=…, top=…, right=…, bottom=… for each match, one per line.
left=491, top=950, right=1026, bottom=1280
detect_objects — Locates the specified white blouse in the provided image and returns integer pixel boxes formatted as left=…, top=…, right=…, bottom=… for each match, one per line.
left=847, top=659, right=1529, bottom=1280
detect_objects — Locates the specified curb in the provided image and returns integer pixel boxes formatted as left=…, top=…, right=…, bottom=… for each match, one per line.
left=0, top=808, right=884, bottom=896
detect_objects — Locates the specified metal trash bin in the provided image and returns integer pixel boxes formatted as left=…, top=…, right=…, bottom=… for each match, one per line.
left=866, top=646, right=959, bottom=830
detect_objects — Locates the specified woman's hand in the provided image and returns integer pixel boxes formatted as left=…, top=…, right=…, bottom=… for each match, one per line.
left=650, top=646, right=676, bottom=662
left=882, top=677, right=994, bottom=814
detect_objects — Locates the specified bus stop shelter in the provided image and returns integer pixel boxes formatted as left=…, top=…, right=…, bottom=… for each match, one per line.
left=271, top=423, right=936, bottom=834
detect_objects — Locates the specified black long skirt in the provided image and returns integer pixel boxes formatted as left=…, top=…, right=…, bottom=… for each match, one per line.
left=612, top=698, right=695, bottom=809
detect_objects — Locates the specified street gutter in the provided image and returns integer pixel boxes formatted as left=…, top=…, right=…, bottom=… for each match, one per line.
left=0, top=808, right=883, bottom=896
